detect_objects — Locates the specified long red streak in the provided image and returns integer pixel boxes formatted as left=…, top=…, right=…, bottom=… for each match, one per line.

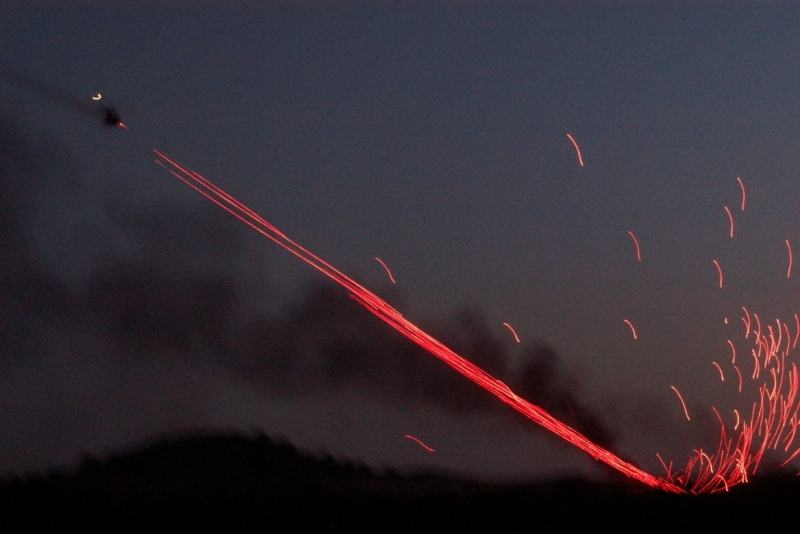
left=627, top=230, right=642, bottom=262
left=153, top=149, right=683, bottom=493
left=404, top=434, right=436, bottom=453
left=502, top=322, right=521, bottom=344
left=374, top=256, right=397, bottom=284
left=565, top=133, right=585, bottom=167
left=786, top=239, right=793, bottom=279
left=713, top=259, right=724, bottom=289
left=724, top=206, right=734, bottom=239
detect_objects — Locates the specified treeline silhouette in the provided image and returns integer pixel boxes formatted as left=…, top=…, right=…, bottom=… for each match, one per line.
left=0, top=432, right=796, bottom=530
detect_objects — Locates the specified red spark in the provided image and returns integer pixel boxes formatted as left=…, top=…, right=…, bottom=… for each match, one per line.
left=153, top=149, right=684, bottom=494
left=117, top=122, right=128, bottom=130
left=565, top=133, right=585, bottom=167
left=623, top=319, right=638, bottom=340
left=712, top=259, right=724, bottom=289
left=712, top=361, right=725, bottom=382
left=627, top=230, right=642, bottom=262
left=737, top=176, right=746, bottom=211
left=727, top=339, right=736, bottom=364
left=733, top=364, right=743, bottom=392
left=733, top=409, right=741, bottom=430
left=724, top=206, right=734, bottom=239
left=670, top=385, right=691, bottom=421
left=404, top=434, right=436, bottom=454
left=794, top=314, right=799, bottom=349
left=374, top=256, right=397, bottom=284
left=502, top=322, right=521, bottom=343
left=786, top=239, right=793, bottom=279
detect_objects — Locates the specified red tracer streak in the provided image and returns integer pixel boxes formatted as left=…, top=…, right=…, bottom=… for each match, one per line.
left=737, top=176, right=746, bottom=211
left=786, top=239, right=793, bottom=279
left=374, top=256, right=397, bottom=284
left=404, top=434, right=436, bottom=453
left=502, top=322, right=521, bottom=343
left=670, top=385, right=691, bottom=421
left=712, top=259, right=724, bottom=289
left=724, top=206, right=734, bottom=239
left=565, top=133, right=585, bottom=167
left=627, top=230, right=642, bottom=262
left=623, top=319, right=638, bottom=340
left=153, top=149, right=683, bottom=494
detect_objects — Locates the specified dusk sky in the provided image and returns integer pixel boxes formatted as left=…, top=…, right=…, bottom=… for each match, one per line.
left=2, top=2, right=800, bottom=482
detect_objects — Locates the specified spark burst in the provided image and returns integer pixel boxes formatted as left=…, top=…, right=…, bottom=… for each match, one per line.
left=154, top=149, right=800, bottom=495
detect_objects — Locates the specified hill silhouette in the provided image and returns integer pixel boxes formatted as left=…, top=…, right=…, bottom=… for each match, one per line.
left=0, top=431, right=796, bottom=530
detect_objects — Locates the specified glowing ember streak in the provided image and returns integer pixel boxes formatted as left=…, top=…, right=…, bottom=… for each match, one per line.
left=502, top=322, right=521, bottom=343
left=404, top=434, right=436, bottom=453
left=733, top=364, right=743, bottom=393
left=712, top=259, right=724, bottom=289
left=786, top=239, right=793, bottom=279
left=623, top=319, right=638, bottom=340
left=627, top=230, right=642, bottom=262
left=737, top=176, right=746, bottom=211
left=670, top=386, right=691, bottom=421
left=727, top=339, right=736, bottom=364
left=733, top=409, right=741, bottom=430
left=565, top=133, right=585, bottom=167
left=91, top=92, right=102, bottom=101
left=724, top=206, right=734, bottom=239
left=794, top=314, right=800, bottom=349
left=373, top=256, right=397, bottom=284
left=153, top=149, right=684, bottom=494
left=117, top=122, right=128, bottom=130
left=712, top=361, right=725, bottom=382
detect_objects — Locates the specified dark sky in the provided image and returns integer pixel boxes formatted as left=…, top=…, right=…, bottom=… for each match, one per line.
left=2, top=2, right=800, bottom=481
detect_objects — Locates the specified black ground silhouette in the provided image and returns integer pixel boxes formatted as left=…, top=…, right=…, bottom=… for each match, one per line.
left=0, top=431, right=794, bottom=530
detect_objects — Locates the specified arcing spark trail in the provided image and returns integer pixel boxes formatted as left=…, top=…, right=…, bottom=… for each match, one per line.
left=153, top=149, right=684, bottom=493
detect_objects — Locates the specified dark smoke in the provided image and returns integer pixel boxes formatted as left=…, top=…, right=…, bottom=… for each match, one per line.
left=0, top=113, right=615, bottom=473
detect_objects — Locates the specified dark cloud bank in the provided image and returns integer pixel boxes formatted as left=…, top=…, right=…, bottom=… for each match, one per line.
left=0, top=115, right=614, bottom=478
